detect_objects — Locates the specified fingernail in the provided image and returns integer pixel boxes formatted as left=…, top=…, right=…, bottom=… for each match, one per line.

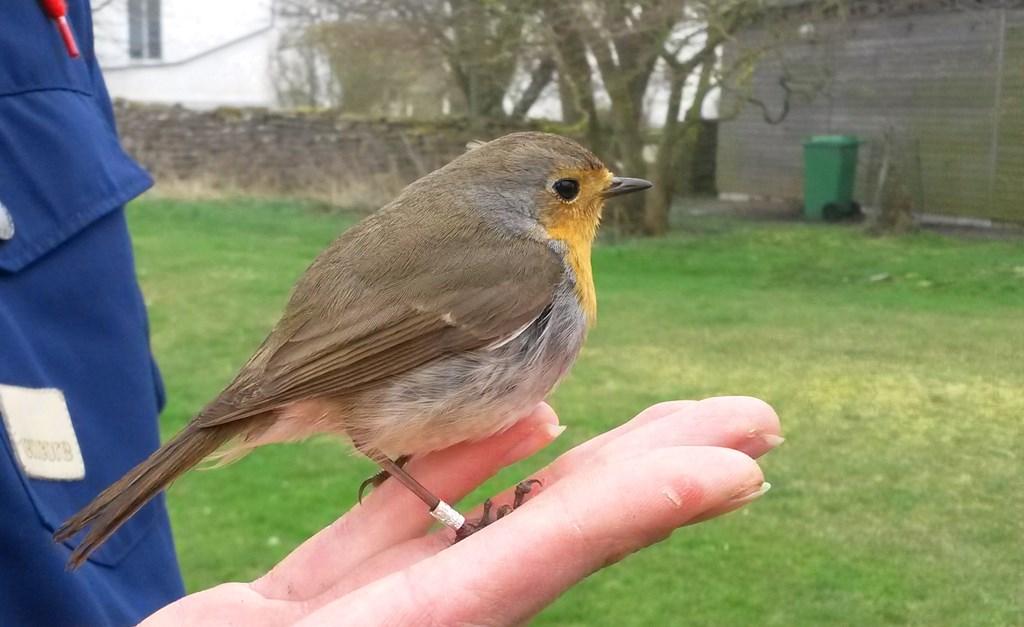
left=502, top=423, right=565, bottom=464
left=747, top=429, right=785, bottom=449
left=730, top=481, right=771, bottom=506
left=545, top=423, right=567, bottom=438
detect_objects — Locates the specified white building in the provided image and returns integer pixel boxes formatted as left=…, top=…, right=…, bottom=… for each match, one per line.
left=90, top=1, right=717, bottom=120
left=93, top=0, right=282, bottom=108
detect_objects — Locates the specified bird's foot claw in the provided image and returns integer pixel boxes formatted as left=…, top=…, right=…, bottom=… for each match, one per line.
left=454, top=479, right=542, bottom=541
left=512, top=478, right=542, bottom=508
left=357, top=455, right=410, bottom=504
left=357, top=471, right=389, bottom=504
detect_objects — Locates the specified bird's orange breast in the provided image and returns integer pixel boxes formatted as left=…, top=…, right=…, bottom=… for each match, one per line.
left=543, top=205, right=600, bottom=325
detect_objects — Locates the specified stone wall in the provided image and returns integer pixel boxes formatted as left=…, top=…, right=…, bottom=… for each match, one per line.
left=113, top=101, right=553, bottom=208
left=113, top=101, right=719, bottom=208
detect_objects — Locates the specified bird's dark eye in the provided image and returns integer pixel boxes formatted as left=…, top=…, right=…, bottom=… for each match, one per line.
left=552, top=178, right=580, bottom=201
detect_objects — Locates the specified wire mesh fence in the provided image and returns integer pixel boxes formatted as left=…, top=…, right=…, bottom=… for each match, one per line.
left=718, top=2, right=1024, bottom=224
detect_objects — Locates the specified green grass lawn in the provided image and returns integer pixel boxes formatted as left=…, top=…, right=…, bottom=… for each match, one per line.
left=128, top=197, right=1024, bottom=625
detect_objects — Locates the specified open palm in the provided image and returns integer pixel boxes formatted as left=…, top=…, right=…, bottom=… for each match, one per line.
left=143, top=396, right=782, bottom=626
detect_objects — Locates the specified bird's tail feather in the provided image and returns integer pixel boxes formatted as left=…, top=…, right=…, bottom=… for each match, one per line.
left=54, top=421, right=247, bottom=569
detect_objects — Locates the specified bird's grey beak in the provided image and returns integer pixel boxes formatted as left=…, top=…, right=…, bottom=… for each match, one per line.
left=603, top=176, right=653, bottom=198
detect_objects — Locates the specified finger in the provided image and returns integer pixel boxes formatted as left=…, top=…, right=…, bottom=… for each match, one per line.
left=305, top=395, right=782, bottom=601
left=475, top=396, right=781, bottom=513
left=257, top=397, right=781, bottom=603
left=606, top=396, right=783, bottom=461
left=251, top=404, right=563, bottom=601
left=562, top=396, right=781, bottom=471
left=561, top=400, right=697, bottom=459
left=687, top=480, right=773, bottom=525
left=298, top=446, right=766, bottom=626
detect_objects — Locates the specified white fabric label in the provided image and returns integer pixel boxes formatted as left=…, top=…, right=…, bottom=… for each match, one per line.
left=0, top=199, right=14, bottom=240
left=0, top=385, right=85, bottom=481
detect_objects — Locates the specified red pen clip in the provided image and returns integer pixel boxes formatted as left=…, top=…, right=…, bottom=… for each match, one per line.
left=40, top=0, right=80, bottom=58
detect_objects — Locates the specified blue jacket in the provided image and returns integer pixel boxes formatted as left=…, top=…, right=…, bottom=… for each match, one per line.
left=0, top=2, right=185, bottom=624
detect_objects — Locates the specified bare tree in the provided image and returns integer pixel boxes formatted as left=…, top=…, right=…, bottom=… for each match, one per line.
left=288, top=0, right=552, bottom=120
left=546, top=0, right=847, bottom=235
left=276, top=0, right=846, bottom=235
left=273, top=18, right=342, bottom=109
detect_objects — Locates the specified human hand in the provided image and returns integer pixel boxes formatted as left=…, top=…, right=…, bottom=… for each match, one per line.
left=143, top=396, right=782, bottom=626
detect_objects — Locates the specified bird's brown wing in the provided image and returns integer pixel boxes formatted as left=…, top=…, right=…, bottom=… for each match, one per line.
left=194, top=210, right=565, bottom=426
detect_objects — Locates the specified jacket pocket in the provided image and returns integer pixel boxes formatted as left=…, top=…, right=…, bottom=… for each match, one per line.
left=0, top=391, right=159, bottom=568
left=0, top=88, right=152, bottom=273
left=0, top=208, right=166, bottom=567
left=0, top=1, right=94, bottom=98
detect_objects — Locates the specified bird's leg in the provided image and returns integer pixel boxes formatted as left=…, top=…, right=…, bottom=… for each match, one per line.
left=454, top=479, right=542, bottom=542
left=360, top=448, right=468, bottom=534
left=357, top=454, right=411, bottom=503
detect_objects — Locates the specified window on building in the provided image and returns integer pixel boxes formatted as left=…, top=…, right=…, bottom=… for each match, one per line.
left=128, top=0, right=162, bottom=60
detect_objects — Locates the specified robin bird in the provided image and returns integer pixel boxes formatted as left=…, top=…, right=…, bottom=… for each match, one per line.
left=55, top=132, right=652, bottom=568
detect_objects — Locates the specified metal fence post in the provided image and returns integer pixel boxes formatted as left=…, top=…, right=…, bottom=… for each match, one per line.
left=988, top=8, right=1007, bottom=209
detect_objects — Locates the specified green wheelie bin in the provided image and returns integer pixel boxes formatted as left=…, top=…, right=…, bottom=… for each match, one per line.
left=803, top=135, right=861, bottom=220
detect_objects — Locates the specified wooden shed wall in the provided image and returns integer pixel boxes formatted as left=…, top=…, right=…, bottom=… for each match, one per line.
left=717, top=7, right=1024, bottom=223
